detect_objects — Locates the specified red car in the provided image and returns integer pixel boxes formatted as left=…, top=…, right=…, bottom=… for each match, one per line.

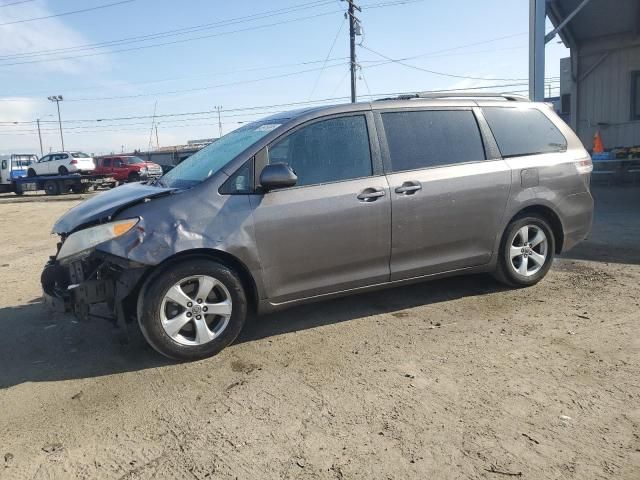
left=94, top=155, right=163, bottom=183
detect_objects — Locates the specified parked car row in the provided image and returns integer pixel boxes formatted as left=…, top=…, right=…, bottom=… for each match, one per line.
left=1, top=151, right=165, bottom=195
left=25, top=152, right=162, bottom=182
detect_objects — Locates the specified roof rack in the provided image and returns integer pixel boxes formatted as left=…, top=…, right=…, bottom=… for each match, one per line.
left=375, top=92, right=531, bottom=102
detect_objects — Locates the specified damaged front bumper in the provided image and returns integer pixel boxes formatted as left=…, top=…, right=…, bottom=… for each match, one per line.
left=41, top=250, right=148, bottom=330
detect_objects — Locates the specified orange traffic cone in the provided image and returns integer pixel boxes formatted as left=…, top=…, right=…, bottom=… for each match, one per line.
left=593, top=130, right=604, bottom=153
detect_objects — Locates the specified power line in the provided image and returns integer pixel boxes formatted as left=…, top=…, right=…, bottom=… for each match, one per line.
left=0, top=45, right=539, bottom=101
left=0, top=0, right=135, bottom=27
left=0, top=10, right=345, bottom=68
left=0, top=0, right=35, bottom=7
left=0, top=0, right=335, bottom=61
left=0, top=82, right=561, bottom=128
left=0, top=57, right=352, bottom=99
left=308, top=17, right=346, bottom=100
left=0, top=0, right=421, bottom=67
left=64, top=61, right=348, bottom=102
left=361, top=44, right=530, bottom=81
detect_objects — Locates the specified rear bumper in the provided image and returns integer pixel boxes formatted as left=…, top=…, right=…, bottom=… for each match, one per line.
left=559, top=191, right=594, bottom=252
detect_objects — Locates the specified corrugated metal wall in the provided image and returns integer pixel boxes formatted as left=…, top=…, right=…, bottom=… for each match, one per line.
left=577, top=43, right=640, bottom=149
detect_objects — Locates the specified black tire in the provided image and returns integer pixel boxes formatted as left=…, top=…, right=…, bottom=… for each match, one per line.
left=128, top=172, right=140, bottom=183
left=44, top=180, right=59, bottom=196
left=493, top=214, right=556, bottom=288
left=14, top=186, right=24, bottom=196
left=58, top=166, right=68, bottom=176
left=27, top=168, right=36, bottom=178
left=71, top=184, right=88, bottom=194
left=138, top=259, right=248, bottom=361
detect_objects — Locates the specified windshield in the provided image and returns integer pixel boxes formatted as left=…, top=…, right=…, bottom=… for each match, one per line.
left=126, top=156, right=145, bottom=164
left=11, top=155, right=36, bottom=167
left=71, top=152, right=90, bottom=158
left=161, top=120, right=282, bottom=189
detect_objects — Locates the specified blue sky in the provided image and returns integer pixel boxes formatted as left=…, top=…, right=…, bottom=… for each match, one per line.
left=0, top=0, right=568, bottom=155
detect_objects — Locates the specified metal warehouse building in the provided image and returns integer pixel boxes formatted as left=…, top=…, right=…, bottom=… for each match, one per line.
left=548, top=0, right=640, bottom=150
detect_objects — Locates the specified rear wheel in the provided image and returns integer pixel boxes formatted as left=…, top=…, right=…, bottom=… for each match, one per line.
left=138, top=259, right=247, bottom=360
left=44, top=180, right=59, bottom=196
left=58, top=166, right=68, bottom=176
left=27, top=168, right=36, bottom=178
left=493, top=215, right=555, bottom=287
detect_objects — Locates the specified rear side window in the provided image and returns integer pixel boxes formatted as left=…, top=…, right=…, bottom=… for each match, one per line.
left=102, top=158, right=111, bottom=167
left=482, top=107, right=567, bottom=158
left=269, top=115, right=372, bottom=187
left=381, top=110, right=486, bottom=172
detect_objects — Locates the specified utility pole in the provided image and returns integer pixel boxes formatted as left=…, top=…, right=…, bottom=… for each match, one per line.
left=36, top=118, right=43, bottom=157
left=214, top=105, right=223, bottom=138
left=148, top=100, right=157, bottom=152
left=529, top=0, right=545, bottom=101
left=345, top=0, right=361, bottom=103
left=47, top=95, right=64, bottom=150
left=155, top=123, right=160, bottom=149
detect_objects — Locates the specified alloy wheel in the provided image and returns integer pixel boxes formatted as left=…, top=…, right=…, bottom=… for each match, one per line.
left=509, top=224, right=548, bottom=277
left=160, top=275, right=233, bottom=346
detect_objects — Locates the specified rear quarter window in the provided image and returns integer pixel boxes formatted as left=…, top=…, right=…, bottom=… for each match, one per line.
left=482, top=107, right=567, bottom=158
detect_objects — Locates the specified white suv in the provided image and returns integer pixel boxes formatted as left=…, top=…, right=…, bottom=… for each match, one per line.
left=28, top=151, right=95, bottom=177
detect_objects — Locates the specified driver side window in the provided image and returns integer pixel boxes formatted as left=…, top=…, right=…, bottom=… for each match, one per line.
left=268, top=115, right=372, bottom=187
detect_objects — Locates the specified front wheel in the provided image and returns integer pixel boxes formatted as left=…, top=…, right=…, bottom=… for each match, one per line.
left=138, top=259, right=247, bottom=360
left=493, top=215, right=555, bottom=287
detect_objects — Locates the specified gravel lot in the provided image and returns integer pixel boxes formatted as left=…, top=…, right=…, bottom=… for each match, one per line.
left=0, top=185, right=638, bottom=479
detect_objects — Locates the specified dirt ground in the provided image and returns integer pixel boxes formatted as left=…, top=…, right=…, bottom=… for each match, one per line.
left=0, top=185, right=638, bottom=480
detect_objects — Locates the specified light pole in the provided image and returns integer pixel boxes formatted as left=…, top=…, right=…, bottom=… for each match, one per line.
left=47, top=95, right=64, bottom=151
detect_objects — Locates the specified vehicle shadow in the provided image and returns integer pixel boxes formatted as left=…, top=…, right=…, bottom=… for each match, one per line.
left=0, top=274, right=505, bottom=389
left=237, top=274, right=505, bottom=344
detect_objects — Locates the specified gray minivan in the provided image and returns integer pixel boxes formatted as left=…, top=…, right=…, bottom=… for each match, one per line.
left=42, top=93, right=594, bottom=360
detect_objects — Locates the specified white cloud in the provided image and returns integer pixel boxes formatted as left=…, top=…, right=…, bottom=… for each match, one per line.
left=0, top=97, right=38, bottom=122
left=0, top=2, right=110, bottom=74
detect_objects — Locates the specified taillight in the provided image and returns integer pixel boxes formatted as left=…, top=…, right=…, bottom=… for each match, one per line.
left=575, top=157, right=593, bottom=174
left=70, top=159, right=78, bottom=165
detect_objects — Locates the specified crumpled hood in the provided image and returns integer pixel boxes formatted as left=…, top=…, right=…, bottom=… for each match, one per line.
left=52, top=182, right=175, bottom=234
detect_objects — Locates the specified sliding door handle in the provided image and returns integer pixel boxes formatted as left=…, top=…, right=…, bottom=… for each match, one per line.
left=357, top=187, right=386, bottom=202
left=395, top=181, right=422, bottom=195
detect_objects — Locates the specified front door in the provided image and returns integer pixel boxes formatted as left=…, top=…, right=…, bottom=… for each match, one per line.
left=35, top=155, right=49, bottom=175
left=378, top=108, right=511, bottom=280
left=250, top=113, right=392, bottom=303
left=113, top=157, right=129, bottom=181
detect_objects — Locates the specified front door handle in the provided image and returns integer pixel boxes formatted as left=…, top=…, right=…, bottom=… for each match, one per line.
left=395, top=181, right=422, bottom=195
left=357, top=187, right=386, bottom=202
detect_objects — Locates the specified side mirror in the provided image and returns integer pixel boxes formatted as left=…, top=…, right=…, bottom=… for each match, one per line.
left=260, top=163, right=297, bottom=191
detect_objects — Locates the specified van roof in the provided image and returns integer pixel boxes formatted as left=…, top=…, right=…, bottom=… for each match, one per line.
left=260, top=92, right=537, bottom=124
